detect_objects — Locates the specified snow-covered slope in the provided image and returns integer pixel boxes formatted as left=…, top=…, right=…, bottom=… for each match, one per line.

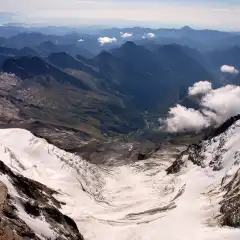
left=0, top=122, right=240, bottom=239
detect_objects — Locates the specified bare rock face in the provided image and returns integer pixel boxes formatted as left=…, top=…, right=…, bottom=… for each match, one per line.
left=0, top=181, right=7, bottom=209
left=0, top=182, right=18, bottom=240
left=206, top=114, right=240, bottom=139
left=166, top=143, right=204, bottom=174
left=0, top=181, right=35, bottom=240
left=220, top=169, right=240, bottom=227
left=0, top=161, right=84, bottom=240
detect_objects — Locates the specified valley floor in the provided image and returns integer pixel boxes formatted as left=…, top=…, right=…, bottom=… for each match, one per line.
left=0, top=128, right=240, bottom=239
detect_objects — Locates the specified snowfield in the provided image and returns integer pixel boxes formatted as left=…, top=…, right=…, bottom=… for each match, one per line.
left=0, top=123, right=240, bottom=239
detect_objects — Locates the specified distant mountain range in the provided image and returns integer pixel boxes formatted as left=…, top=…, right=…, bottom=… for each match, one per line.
left=0, top=41, right=214, bottom=143
left=1, top=25, right=240, bottom=54
left=0, top=25, right=239, bottom=146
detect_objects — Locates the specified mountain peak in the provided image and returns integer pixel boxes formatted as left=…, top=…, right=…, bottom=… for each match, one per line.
left=121, top=41, right=137, bottom=49
left=94, top=50, right=114, bottom=62
left=49, top=51, right=70, bottom=58
left=114, top=41, right=145, bottom=58
left=181, top=26, right=194, bottom=31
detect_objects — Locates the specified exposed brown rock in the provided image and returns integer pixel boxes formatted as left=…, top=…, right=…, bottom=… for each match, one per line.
left=0, top=161, right=84, bottom=240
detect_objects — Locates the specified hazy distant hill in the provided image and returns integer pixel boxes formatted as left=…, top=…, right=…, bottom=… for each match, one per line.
left=37, top=41, right=94, bottom=58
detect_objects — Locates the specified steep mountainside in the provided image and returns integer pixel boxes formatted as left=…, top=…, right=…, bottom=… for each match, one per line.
left=103, top=42, right=213, bottom=111
left=2, top=56, right=91, bottom=90
left=0, top=67, right=144, bottom=143
left=204, top=46, right=240, bottom=85
left=0, top=46, right=39, bottom=57
left=37, top=41, right=94, bottom=58
left=0, top=42, right=213, bottom=143
left=206, top=46, right=240, bottom=70
left=47, top=52, right=97, bottom=76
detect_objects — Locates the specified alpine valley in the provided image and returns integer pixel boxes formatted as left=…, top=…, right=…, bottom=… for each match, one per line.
left=0, top=24, right=240, bottom=240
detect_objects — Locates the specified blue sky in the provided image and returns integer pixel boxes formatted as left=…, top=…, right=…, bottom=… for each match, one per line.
left=0, top=0, right=239, bottom=30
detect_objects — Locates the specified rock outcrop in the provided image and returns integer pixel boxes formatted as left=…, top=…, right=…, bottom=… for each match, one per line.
left=167, top=116, right=240, bottom=228
left=0, top=160, right=84, bottom=240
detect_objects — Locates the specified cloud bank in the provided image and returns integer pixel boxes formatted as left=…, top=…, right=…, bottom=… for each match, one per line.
left=120, top=32, right=133, bottom=38
left=221, top=65, right=239, bottom=74
left=162, top=104, right=211, bottom=133
left=161, top=81, right=240, bottom=132
left=98, top=37, right=117, bottom=45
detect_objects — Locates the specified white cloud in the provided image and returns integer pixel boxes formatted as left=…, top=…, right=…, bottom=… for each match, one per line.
left=188, top=81, right=212, bottom=96
left=201, top=85, right=240, bottom=124
left=78, top=39, right=84, bottom=42
left=147, top=33, right=155, bottom=38
left=162, top=81, right=240, bottom=132
left=142, top=33, right=155, bottom=39
left=98, top=37, right=117, bottom=45
left=120, top=32, right=133, bottom=38
left=221, top=65, right=239, bottom=74
left=163, top=104, right=210, bottom=133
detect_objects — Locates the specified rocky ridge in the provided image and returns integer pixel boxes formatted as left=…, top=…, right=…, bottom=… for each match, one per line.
left=167, top=116, right=240, bottom=228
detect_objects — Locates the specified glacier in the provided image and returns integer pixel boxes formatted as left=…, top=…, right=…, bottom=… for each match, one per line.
left=0, top=123, right=240, bottom=239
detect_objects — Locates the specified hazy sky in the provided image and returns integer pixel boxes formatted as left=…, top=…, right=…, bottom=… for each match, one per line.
left=0, top=0, right=239, bottom=30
